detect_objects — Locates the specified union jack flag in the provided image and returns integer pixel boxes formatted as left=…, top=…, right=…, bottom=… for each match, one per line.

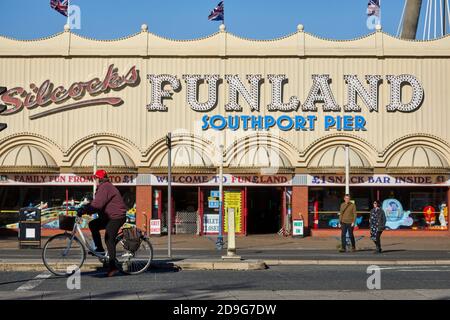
left=50, top=0, right=69, bottom=17
left=208, top=1, right=224, bottom=21
left=367, top=0, right=380, bottom=17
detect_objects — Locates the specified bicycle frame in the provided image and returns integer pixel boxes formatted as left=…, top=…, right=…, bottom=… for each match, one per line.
left=63, top=217, right=109, bottom=260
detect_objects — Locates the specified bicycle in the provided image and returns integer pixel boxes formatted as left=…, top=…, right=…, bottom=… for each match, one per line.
left=42, top=213, right=153, bottom=276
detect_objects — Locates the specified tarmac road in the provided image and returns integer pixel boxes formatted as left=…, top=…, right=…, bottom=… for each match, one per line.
left=1, top=265, right=450, bottom=300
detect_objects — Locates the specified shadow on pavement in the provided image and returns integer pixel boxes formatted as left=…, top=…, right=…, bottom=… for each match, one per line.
left=81, top=262, right=181, bottom=278
left=377, top=249, right=407, bottom=254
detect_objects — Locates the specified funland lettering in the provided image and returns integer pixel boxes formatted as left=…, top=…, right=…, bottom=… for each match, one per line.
left=147, top=73, right=425, bottom=131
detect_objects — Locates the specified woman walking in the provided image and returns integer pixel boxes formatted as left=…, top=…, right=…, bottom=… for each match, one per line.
left=370, top=200, right=386, bottom=253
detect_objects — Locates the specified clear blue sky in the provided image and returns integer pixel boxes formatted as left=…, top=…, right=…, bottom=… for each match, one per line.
left=0, top=0, right=441, bottom=40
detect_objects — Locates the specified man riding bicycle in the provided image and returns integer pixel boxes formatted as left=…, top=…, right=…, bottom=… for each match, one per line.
left=77, top=169, right=127, bottom=277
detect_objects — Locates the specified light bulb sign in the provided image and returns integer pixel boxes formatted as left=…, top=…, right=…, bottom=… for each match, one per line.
left=147, top=73, right=424, bottom=132
left=0, top=68, right=425, bottom=132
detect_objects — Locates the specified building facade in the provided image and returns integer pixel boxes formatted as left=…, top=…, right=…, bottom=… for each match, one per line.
left=0, top=24, right=449, bottom=235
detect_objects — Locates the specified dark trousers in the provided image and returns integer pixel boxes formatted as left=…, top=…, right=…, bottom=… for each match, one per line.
left=373, top=231, right=383, bottom=251
left=89, top=216, right=126, bottom=267
left=341, top=223, right=356, bottom=250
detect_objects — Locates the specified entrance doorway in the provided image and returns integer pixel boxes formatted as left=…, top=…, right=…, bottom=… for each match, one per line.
left=173, top=187, right=198, bottom=234
left=247, top=187, right=283, bottom=234
left=152, top=187, right=199, bottom=234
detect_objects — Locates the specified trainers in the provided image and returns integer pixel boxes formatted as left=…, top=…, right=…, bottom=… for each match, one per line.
left=339, top=249, right=346, bottom=253
left=351, top=247, right=357, bottom=252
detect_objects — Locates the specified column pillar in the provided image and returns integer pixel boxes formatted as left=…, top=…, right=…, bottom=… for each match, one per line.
left=292, top=186, right=309, bottom=228
left=136, top=185, right=152, bottom=232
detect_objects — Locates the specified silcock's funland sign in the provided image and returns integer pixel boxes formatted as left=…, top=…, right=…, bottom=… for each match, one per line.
left=0, top=66, right=425, bottom=132
left=148, top=73, right=424, bottom=131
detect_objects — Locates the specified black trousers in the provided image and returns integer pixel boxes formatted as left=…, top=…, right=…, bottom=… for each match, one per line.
left=89, top=216, right=126, bottom=267
left=373, top=231, right=383, bottom=251
left=341, top=223, right=356, bottom=250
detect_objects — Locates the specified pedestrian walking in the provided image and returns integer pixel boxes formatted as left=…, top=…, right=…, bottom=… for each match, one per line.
left=338, top=194, right=357, bottom=253
left=370, top=200, right=386, bottom=253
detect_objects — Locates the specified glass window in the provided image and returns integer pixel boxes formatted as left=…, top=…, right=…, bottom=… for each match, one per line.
left=309, top=186, right=448, bottom=230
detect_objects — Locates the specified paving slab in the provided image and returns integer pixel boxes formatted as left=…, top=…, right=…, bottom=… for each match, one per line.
left=42, top=291, right=91, bottom=300
left=0, top=291, right=44, bottom=300
left=184, top=290, right=237, bottom=300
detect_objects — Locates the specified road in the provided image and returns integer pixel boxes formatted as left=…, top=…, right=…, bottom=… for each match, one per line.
left=1, top=265, right=450, bottom=300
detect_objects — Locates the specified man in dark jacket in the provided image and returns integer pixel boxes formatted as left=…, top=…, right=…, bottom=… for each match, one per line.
left=339, top=194, right=358, bottom=253
left=79, top=169, right=127, bottom=277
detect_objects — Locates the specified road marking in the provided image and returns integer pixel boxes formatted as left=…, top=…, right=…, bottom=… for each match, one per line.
left=378, top=266, right=450, bottom=272
left=15, top=272, right=51, bottom=291
left=398, top=269, right=450, bottom=272
left=379, top=266, right=450, bottom=270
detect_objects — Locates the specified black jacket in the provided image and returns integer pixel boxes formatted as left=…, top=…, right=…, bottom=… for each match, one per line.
left=370, top=207, right=386, bottom=231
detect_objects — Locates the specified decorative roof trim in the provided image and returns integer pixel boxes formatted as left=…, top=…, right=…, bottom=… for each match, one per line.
left=65, top=132, right=141, bottom=156
left=149, top=166, right=216, bottom=174
left=302, top=133, right=377, bottom=157
left=228, top=167, right=295, bottom=174
left=386, top=167, right=450, bottom=174
left=380, top=133, right=450, bottom=159
left=71, top=166, right=138, bottom=174
left=2, top=29, right=450, bottom=57
left=0, top=132, right=64, bottom=153
left=0, top=31, right=65, bottom=42
left=307, top=166, right=373, bottom=173
left=0, top=166, right=59, bottom=173
left=3, top=29, right=450, bottom=43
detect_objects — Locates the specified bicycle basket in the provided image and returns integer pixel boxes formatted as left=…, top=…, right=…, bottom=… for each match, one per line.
left=59, top=215, right=76, bottom=231
left=122, top=227, right=142, bottom=252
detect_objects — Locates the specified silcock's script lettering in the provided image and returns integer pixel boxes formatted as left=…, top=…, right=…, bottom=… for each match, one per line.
left=0, top=64, right=139, bottom=119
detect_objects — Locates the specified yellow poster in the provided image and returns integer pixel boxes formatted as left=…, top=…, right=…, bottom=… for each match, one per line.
left=224, top=191, right=242, bottom=233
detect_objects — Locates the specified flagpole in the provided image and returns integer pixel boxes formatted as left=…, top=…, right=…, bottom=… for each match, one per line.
left=379, top=0, right=382, bottom=27
left=67, top=0, right=70, bottom=29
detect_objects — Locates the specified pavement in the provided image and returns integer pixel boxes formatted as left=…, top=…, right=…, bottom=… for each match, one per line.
left=2, top=234, right=450, bottom=271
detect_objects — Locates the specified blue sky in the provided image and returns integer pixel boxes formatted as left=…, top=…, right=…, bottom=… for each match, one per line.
left=0, top=1, right=445, bottom=40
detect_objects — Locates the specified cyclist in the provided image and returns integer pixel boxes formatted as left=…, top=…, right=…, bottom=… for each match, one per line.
left=77, top=169, right=127, bottom=277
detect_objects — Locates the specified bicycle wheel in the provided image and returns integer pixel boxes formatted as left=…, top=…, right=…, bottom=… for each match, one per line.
left=42, top=233, right=86, bottom=276
left=114, top=235, right=153, bottom=275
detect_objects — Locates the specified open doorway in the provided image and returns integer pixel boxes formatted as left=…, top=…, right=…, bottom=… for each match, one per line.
left=173, top=187, right=198, bottom=234
left=247, top=187, right=283, bottom=234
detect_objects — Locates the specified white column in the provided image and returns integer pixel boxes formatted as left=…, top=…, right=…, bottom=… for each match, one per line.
left=222, top=207, right=241, bottom=260
left=345, top=144, right=350, bottom=195
left=93, top=142, right=97, bottom=198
